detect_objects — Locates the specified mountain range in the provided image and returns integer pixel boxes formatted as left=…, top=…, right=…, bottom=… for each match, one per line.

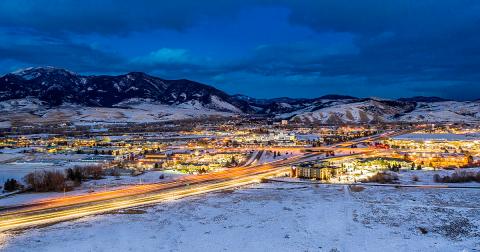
left=1, top=67, right=479, bottom=127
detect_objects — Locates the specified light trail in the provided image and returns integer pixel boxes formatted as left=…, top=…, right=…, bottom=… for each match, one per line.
left=0, top=169, right=288, bottom=231
left=0, top=153, right=313, bottom=231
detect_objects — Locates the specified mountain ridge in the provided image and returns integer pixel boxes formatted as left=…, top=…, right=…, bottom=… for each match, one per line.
left=1, top=67, right=479, bottom=125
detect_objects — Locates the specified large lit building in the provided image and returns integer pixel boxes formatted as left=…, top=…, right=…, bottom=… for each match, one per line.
left=291, top=163, right=346, bottom=180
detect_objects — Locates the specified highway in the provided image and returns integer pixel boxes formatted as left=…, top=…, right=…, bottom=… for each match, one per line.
left=0, top=153, right=323, bottom=231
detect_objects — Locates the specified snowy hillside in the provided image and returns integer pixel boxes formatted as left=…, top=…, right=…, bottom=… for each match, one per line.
left=277, top=99, right=480, bottom=124
left=398, top=101, right=480, bottom=122
left=0, top=98, right=237, bottom=126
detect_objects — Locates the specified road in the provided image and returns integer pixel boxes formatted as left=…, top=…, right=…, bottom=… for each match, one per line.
left=0, top=153, right=322, bottom=231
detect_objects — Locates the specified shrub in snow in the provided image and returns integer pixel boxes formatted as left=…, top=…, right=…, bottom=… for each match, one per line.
left=24, top=170, right=66, bottom=192
left=66, top=165, right=105, bottom=185
left=433, top=170, right=480, bottom=183
left=360, top=172, right=399, bottom=184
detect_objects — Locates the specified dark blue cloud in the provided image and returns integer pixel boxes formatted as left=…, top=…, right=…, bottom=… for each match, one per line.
left=0, top=1, right=479, bottom=100
left=0, top=0, right=260, bottom=34
left=0, top=28, right=124, bottom=73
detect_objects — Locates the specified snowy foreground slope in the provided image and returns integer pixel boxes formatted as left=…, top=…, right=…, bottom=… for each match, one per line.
left=1, top=183, right=479, bottom=252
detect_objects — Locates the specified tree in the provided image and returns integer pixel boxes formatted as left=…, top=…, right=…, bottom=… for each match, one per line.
left=66, top=167, right=83, bottom=184
left=24, top=170, right=66, bottom=192
left=467, top=155, right=474, bottom=166
left=331, top=168, right=337, bottom=178
left=226, top=156, right=238, bottom=167
left=3, top=178, right=20, bottom=192
left=230, top=156, right=238, bottom=166
left=85, top=165, right=104, bottom=180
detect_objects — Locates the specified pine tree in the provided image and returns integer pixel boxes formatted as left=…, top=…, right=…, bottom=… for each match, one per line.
left=4, top=178, right=19, bottom=192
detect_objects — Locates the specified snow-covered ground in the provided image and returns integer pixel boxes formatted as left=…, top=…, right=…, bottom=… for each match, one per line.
left=0, top=170, right=184, bottom=206
left=248, top=150, right=300, bottom=166
left=0, top=152, right=106, bottom=188
left=1, top=182, right=479, bottom=251
left=79, top=170, right=184, bottom=190
left=275, top=167, right=480, bottom=188
left=392, top=133, right=480, bottom=141
left=396, top=167, right=480, bottom=185
left=0, top=121, right=11, bottom=128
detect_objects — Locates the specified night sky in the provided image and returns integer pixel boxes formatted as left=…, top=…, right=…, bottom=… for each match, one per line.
left=1, top=1, right=479, bottom=100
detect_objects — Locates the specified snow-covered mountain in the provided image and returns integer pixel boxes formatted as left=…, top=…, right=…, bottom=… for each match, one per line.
left=1, top=67, right=479, bottom=126
left=0, top=67, right=249, bottom=113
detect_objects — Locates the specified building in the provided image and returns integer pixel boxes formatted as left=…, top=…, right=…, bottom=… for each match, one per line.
left=137, top=153, right=168, bottom=168
left=404, top=152, right=472, bottom=168
left=291, top=164, right=346, bottom=180
left=385, top=133, right=480, bottom=153
left=140, top=154, right=168, bottom=163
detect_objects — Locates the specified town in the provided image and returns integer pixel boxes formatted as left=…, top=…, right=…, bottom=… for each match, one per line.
left=1, top=120, right=479, bottom=195
left=2, top=1, right=480, bottom=251
left=2, top=114, right=480, bottom=251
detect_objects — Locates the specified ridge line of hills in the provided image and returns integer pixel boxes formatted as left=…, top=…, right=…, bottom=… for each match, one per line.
left=0, top=66, right=479, bottom=126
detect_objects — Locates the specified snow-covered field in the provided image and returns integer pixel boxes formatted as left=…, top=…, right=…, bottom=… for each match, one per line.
left=1, top=182, right=479, bottom=251
left=392, top=133, right=480, bottom=141
left=0, top=152, right=106, bottom=187
left=0, top=170, right=184, bottom=206
left=397, top=167, right=480, bottom=185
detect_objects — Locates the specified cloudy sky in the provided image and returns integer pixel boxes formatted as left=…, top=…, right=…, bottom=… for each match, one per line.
left=1, top=0, right=479, bottom=100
